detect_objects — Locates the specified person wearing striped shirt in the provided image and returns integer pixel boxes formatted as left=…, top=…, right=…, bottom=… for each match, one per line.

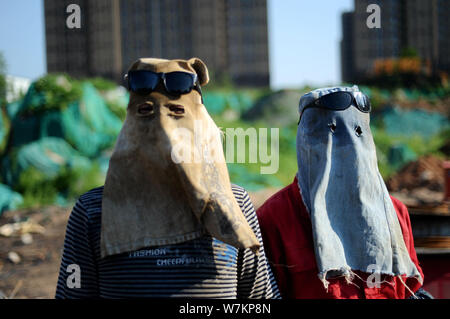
left=55, top=57, right=280, bottom=299
left=55, top=185, right=280, bottom=298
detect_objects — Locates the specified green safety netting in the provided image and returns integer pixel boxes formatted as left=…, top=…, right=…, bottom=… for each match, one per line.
left=359, top=85, right=449, bottom=102
left=0, top=108, right=5, bottom=153
left=0, top=183, right=23, bottom=215
left=203, top=92, right=255, bottom=116
left=242, top=90, right=302, bottom=126
left=62, top=103, right=107, bottom=158
left=387, top=144, right=418, bottom=171
left=97, top=151, right=112, bottom=174
left=5, top=100, right=21, bottom=119
left=8, top=82, right=122, bottom=157
left=102, top=87, right=129, bottom=120
left=14, top=82, right=47, bottom=115
left=203, top=92, right=228, bottom=115
left=4, top=137, right=91, bottom=183
left=0, top=77, right=125, bottom=210
left=61, top=83, right=123, bottom=157
left=227, top=163, right=283, bottom=192
left=377, top=106, right=449, bottom=139
left=226, top=93, right=254, bottom=113
left=10, top=111, right=53, bottom=147
left=78, top=83, right=123, bottom=137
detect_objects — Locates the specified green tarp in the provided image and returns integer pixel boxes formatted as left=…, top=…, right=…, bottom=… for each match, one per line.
left=0, top=108, right=6, bottom=153
left=388, top=144, right=417, bottom=171
left=15, top=137, right=92, bottom=178
left=0, top=78, right=124, bottom=209
left=227, top=164, right=283, bottom=192
left=378, top=106, right=449, bottom=139
left=8, top=82, right=122, bottom=157
left=242, top=90, right=302, bottom=126
left=203, top=92, right=255, bottom=116
left=0, top=183, right=23, bottom=215
left=2, top=137, right=93, bottom=186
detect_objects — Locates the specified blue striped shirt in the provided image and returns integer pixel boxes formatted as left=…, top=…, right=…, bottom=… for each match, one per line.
left=55, top=185, right=280, bottom=299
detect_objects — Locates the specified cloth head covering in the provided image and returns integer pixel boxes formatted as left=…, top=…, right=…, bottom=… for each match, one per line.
left=296, top=86, right=423, bottom=287
left=100, top=57, right=259, bottom=258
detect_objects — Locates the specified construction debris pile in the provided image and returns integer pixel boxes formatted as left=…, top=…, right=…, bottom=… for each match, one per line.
left=387, top=155, right=447, bottom=206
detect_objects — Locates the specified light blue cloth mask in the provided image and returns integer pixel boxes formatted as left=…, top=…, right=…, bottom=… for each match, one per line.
left=296, top=86, right=423, bottom=289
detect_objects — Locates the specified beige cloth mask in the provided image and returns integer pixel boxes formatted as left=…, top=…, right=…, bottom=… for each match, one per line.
left=100, top=57, right=259, bottom=258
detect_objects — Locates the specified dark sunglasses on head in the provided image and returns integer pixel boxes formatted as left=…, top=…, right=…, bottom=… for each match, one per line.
left=299, top=91, right=371, bottom=124
left=125, top=70, right=202, bottom=96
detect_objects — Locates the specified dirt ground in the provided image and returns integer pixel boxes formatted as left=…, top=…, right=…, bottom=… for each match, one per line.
left=0, top=206, right=70, bottom=299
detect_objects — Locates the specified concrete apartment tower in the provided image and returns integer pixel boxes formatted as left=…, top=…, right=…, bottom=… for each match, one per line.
left=44, top=0, right=270, bottom=87
left=341, top=0, right=449, bottom=83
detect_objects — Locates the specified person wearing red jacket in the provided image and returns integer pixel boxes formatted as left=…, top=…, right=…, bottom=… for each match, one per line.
left=257, top=86, right=430, bottom=299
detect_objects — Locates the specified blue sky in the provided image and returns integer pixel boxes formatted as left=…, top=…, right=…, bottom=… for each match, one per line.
left=0, top=0, right=353, bottom=89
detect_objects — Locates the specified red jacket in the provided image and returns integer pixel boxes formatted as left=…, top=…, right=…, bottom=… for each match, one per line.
left=256, top=177, right=424, bottom=299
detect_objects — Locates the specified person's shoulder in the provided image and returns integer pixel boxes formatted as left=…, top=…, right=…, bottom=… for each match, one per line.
left=389, top=195, right=415, bottom=238
left=76, top=186, right=104, bottom=222
left=389, top=195, right=410, bottom=219
left=78, top=186, right=104, bottom=206
left=66, top=186, right=104, bottom=229
left=231, top=184, right=253, bottom=211
left=257, top=182, right=295, bottom=218
left=231, top=184, right=255, bottom=208
left=390, top=195, right=407, bottom=210
left=231, top=183, right=247, bottom=197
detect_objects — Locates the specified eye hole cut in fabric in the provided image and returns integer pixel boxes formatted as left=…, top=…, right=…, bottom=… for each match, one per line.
left=328, top=123, right=336, bottom=133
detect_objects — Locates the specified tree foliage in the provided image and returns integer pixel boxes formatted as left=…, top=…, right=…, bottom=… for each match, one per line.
left=0, top=52, right=7, bottom=106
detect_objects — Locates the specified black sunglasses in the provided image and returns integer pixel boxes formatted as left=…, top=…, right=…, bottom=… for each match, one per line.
left=125, top=70, right=202, bottom=96
left=299, top=91, right=371, bottom=124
